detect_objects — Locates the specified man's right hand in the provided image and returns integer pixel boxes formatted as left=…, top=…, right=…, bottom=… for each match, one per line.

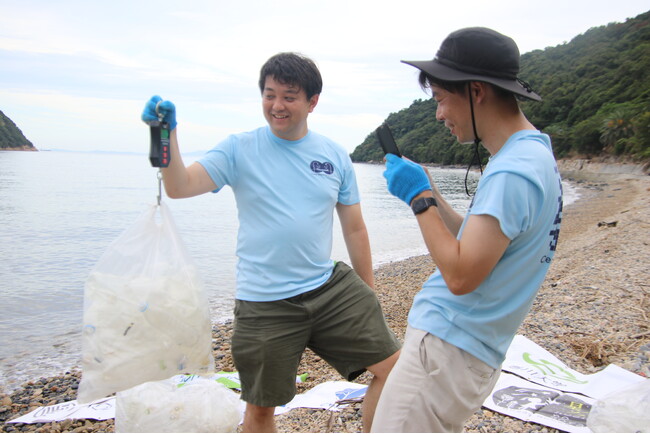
left=142, top=95, right=177, bottom=131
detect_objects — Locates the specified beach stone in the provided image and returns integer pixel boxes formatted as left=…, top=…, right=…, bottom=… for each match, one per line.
left=0, top=167, right=648, bottom=434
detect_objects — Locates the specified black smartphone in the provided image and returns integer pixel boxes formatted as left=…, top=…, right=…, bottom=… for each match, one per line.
left=376, top=123, right=402, bottom=157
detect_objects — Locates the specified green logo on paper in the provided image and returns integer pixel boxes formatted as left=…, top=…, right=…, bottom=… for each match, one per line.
left=523, top=352, right=588, bottom=385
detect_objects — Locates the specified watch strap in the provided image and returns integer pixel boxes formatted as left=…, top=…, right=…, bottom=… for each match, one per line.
left=411, top=197, right=437, bottom=215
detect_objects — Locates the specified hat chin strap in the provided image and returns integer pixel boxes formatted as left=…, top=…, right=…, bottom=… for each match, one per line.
left=465, top=82, right=484, bottom=196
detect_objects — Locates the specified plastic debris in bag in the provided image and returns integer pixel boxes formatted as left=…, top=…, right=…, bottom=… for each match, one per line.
left=586, top=378, right=650, bottom=433
left=115, top=376, right=242, bottom=433
left=77, top=202, right=214, bottom=403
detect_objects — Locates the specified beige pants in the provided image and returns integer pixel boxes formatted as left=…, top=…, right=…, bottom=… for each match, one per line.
left=371, top=326, right=500, bottom=433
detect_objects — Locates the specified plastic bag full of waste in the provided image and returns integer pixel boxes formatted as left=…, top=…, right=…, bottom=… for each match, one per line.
left=77, top=202, right=214, bottom=403
left=586, top=378, right=650, bottom=432
left=116, top=376, right=243, bottom=432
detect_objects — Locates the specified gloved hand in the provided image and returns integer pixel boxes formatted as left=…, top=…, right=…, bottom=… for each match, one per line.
left=383, top=153, right=432, bottom=205
left=141, top=95, right=177, bottom=131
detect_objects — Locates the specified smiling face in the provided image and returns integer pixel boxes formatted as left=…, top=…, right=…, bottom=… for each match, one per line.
left=262, top=76, right=319, bottom=141
left=431, top=84, right=474, bottom=144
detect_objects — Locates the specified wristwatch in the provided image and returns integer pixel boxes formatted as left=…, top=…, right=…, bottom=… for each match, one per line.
left=411, top=197, right=437, bottom=215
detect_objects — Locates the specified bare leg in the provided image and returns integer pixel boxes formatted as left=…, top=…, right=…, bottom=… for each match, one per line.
left=362, top=350, right=400, bottom=432
left=242, top=403, right=276, bottom=433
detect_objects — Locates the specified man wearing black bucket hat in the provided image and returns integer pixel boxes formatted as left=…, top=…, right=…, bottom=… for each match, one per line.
left=372, top=28, right=563, bottom=432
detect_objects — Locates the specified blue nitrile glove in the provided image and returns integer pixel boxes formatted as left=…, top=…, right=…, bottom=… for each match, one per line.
left=383, top=153, right=432, bottom=205
left=141, top=95, right=177, bottom=131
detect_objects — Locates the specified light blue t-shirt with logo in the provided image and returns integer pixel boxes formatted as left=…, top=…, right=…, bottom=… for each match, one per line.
left=198, top=126, right=359, bottom=302
left=408, top=130, right=563, bottom=369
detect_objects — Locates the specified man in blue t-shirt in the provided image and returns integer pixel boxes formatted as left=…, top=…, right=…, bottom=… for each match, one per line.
left=372, top=28, right=563, bottom=432
left=142, top=52, right=400, bottom=432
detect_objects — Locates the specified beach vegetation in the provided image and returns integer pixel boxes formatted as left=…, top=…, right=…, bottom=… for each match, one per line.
left=351, top=10, right=650, bottom=163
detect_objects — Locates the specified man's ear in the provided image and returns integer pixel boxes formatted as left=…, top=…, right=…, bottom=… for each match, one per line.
left=308, top=94, right=320, bottom=113
left=470, top=82, right=490, bottom=103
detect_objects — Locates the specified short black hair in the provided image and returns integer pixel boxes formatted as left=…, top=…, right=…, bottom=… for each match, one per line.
left=418, top=71, right=467, bottom=94
left=419, top=71, right=515, bottom=101
left=259, top=52, right=323, bottom=99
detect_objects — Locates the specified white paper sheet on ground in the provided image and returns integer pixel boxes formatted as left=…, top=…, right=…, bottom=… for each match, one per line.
left=8, top=335, right=646, bottom=426
left=173, top=371, right=307, bottom=390
left=501, top=335, right=645, bottom=400
left=483, top=372, right=595, bottom=433
left=275, top=381, right=368, bottom=415
left=7, top=372, right=303, bottom=424
left=8, top=379, right=365, bottom=423
left=8, top=397, right=116, bottom=424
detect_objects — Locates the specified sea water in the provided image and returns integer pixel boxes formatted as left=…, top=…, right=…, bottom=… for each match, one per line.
left=0, top=150, right=579, bottom=393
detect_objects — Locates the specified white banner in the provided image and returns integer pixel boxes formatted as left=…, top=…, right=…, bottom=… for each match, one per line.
left=9, top=335, right=646, bottom=429
left=484, top=372, right=595, bottom=432
left=8, top=397, right=116, bottom=424
left=276, top=381, right=368, bottom=415
left=501, top=335, right=644, bottom=400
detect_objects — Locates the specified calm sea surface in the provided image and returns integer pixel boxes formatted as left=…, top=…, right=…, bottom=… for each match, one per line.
left=0, top=150, right=577, bottom=393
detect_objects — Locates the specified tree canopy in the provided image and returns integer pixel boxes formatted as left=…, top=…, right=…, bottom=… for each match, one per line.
left=351, top=11, right=650, bottom=163
left=0, top=110, right=36, bottom=150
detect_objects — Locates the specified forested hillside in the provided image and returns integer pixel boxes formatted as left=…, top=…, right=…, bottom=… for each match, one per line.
left=351, top=11, right=650, bottom=163
left=0, top=110, right=37, bottom=151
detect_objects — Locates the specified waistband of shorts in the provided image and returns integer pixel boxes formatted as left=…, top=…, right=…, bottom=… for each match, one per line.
left=286, top=261, right=351, bottom=302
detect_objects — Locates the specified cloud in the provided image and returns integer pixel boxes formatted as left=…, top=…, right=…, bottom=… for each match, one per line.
left=1, top=0, right=648, bottom=153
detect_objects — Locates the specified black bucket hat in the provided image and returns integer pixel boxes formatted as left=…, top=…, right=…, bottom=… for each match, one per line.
left=402, top=27, right=541, bottom=101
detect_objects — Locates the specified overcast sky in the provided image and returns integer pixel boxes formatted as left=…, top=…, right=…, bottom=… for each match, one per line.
left=1, top=0, right=648, bottom=154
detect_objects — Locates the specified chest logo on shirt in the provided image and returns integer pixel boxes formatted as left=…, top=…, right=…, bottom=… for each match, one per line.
left=310, top=161, right=334, bottom=175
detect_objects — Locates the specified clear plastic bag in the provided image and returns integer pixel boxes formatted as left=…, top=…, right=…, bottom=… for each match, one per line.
left=77, top=202, right=214, bottom=403
left=115, top=376, right=242, bottom=433
left=586, top=379, right=650, bottom=432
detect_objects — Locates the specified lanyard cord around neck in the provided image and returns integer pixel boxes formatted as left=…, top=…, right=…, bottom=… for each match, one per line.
left=465, top=82, right=484, bottom=196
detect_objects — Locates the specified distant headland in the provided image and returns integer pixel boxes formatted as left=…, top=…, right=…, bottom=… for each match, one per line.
left=0, top=110, right=38, bottom=151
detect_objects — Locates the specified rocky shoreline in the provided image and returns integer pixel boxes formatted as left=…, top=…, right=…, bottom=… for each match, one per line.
left=0, top=146, right=38, bottom=151
left=1, top=166, right=648, bottom=433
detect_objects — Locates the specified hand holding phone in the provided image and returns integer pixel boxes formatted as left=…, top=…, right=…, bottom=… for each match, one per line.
left=383, top=154, right=432, bottom=205
left=376, top=123, right=402, bottom=157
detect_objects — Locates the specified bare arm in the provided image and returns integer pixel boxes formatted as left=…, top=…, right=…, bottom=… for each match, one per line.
left=160, top=129, right=218, bottom=199
left=411, top=190, right=510, bottom=295
left=423, top=167, right=464, bottom=236
left=336, top=202, right=375, bottom=289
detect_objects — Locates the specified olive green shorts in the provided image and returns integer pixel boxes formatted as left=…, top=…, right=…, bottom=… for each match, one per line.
left=232, top=262, right=401, bottom=407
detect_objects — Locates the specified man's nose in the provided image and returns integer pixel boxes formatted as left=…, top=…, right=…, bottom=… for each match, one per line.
left=273, top=100, right=285, bottom=111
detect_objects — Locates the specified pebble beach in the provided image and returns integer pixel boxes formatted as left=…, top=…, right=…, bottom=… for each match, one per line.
left=1, top=160, right=648, bottom=433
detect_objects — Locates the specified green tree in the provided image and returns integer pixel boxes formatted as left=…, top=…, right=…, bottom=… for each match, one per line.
left=350, top=11, right=650, bottom=163
left=0, top=110, right=36, bottom=150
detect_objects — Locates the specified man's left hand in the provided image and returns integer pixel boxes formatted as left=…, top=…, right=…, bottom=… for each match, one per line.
left=383, top=154, right=432, bottom=205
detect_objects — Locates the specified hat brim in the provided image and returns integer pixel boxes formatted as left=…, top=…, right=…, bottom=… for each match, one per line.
left=402, top=59, right=541, bottom=102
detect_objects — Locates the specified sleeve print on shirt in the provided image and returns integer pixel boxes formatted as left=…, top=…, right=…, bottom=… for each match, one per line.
left=548, top=171, right=563, bottom=253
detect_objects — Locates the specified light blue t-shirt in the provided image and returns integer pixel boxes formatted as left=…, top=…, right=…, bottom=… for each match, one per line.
left=198, top=126, right=360, bottom=301
left=408, top=130, right=563, bottom=369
